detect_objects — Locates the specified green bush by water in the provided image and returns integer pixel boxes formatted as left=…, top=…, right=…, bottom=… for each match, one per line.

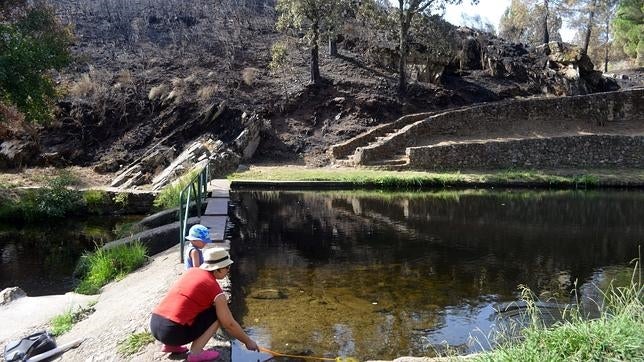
left=75, top=241, right=148, bottom=295
left=476, top=266, right=643, bottom=361
left=83, top=189, right=108, bottom=213
left=0, top=174, right=84, bottom=221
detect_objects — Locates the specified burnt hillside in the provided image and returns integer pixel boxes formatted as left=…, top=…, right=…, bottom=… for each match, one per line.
left=2, top=0, right=624, bottom=170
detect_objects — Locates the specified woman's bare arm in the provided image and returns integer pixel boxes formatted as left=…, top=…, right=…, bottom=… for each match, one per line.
left=214, top=294, right=258, bottom=350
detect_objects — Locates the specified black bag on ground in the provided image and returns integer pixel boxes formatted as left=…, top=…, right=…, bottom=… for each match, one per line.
left=3, top=331, right=57, bottom=362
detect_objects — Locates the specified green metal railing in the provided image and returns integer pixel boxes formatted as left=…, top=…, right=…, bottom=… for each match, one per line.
left=179, top=162, right=210, bottom=262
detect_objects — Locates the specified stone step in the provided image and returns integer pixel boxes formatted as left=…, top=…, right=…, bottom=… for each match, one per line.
left=200, top=215, right=227, bottom=242
left=204, top=197, right=229, bottom=216
left=334, top=157, right=355, bottom=166
left=376, top=157, right=409, bottom=166
left=204, top=240, right=231, bottom=251
left=209, top=189, right=229, bottom=198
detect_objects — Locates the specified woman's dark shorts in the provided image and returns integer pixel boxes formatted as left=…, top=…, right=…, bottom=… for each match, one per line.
left=150, top=307, right=217, bottom=345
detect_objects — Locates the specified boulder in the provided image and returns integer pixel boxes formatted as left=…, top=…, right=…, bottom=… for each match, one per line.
left=111, top=146, right=175, bottom=188
left=150, top=138, right=221, bottom=190
left=460, top=36, right=482, bottom=70
left=0, top=287, right=26, bottom=306
left=544, top=41, right=594, bottom=72
left=0, top=139, right=40, bottom=169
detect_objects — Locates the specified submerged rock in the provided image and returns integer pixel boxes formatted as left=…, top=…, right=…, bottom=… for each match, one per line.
left=249, top=289, right=287, bottom=300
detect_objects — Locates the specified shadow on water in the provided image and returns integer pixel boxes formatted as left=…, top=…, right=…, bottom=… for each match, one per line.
left=227, top=189, right=643, bottom=360
left=0, top=215, right=143, bottom=296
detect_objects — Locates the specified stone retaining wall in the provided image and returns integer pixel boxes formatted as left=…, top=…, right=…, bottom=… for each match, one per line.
left=355, top=88, right=644, bottom=165
left=407, top=135, right=644, bottom=169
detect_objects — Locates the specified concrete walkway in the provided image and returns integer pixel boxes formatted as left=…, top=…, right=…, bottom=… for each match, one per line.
left=202, top=179, right=231, bottom=250
left=0, top=292, right=96, bottom=343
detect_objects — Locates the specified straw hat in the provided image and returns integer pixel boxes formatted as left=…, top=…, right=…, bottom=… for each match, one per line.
left=200, top=247, right=234, bottom=271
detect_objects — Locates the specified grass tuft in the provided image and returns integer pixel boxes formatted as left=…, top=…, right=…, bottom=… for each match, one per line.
left=117, top=332, right=155, bottom=356
left=84, top=189, right=107, bottom=213
left=476, top=263, right=643, bottom=361
left=75, top=241, right=148, bottom=295
left=153, top=169, right=200, bottom=209
left=51, top=303, right=96, bottom=336
left=230, top=167, right=611, bottom=189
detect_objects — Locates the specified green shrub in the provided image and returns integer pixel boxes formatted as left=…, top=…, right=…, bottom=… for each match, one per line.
left=153, top=169, right=200, bottom=209
left=0, top=173, right=84, bottom=220
left=113, top=192, right=129, bottom=208
left=118, top=332, right=155, bottom=356
left=83, top=189, right=107, bottom=213
left=75, top=241, right=148, bottom=295
left=0, top=194, right=22, bottom=219
left=0, top=4, right=73, bottom=123
left=29, top=175, right=83, bottom=219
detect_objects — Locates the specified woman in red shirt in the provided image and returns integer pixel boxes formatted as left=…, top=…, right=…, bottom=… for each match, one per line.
left=151, top=248, right=258, bottom=362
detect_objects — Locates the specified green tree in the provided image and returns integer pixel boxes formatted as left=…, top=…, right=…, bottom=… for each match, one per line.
left=611, top=0, right=643, bottom=65
left=563, top=0, right=619, bottom=54
left=276, top=0, right=349, bottom=85
left=565, top=0, right=620, bottom=69
left=499, top=0, right=563, bottom=45
left=499, top=0, right=531, bottom=42
left=0, top=2, right=73, bottom=123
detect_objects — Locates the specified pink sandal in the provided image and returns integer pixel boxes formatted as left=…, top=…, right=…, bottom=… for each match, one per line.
left=187, top=349, right=220, bottom=362
left=161, top=344, right=188, bottom=353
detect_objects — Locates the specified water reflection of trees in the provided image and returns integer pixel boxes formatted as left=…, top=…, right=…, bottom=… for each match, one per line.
left=228, top=190, right=643, bottom=358
left=231, top=190, right=642, bottom=296
left=0, top=217, right=135, bottom=295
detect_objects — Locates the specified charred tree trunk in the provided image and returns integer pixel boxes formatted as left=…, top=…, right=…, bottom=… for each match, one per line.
left=398, top=6, right=409, bottom=96
left=329, top=35, right=337, bottom=57
left=603, top=14, right=611, bottom=72
left=542, top=0, right=550, bottom=45
left=582, top=0, right=596, bottom=54
left=310, top=21, right=320, bottom=85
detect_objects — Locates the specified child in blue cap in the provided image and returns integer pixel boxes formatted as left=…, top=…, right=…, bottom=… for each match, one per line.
left=184, top=224, right=212, bottom=269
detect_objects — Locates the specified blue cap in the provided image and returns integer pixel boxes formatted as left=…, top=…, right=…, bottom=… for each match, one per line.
left=186, top=224, right=212, bottom=243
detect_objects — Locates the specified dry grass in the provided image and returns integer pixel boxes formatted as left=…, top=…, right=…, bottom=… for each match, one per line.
left=197, top=84, right=219, bottom=101
left=242, top=67, right=259, bottom=86
left=69, top=69, right=112, bottom=98
left=0, top=102, right=27, bottom=138
left=116, top=69, right=134, bottom=85
left=171, top=77, right=186, bottom=89
left=148, top=84, right=168, bottom=101
left=69, top=74, right=98, bottom=97
left=0, top=166, right=114, bottom=188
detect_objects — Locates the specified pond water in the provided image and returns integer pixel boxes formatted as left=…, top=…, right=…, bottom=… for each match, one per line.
left=227, top=189, right=643, bottom=360
left=0, top=215, right=142, bottom=296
